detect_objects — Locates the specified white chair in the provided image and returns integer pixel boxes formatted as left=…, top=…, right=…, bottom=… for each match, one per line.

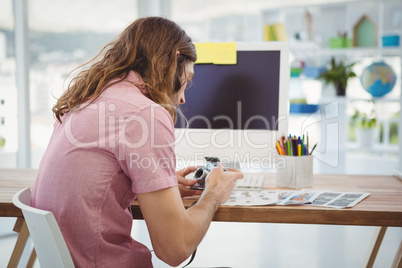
left=12, top=187, right=75, bottom=268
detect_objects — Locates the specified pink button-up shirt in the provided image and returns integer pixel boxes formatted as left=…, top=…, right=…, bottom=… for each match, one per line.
left=32, top=71, right=178, bottom=267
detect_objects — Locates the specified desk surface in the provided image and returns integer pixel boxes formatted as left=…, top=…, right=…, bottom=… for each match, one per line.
left=0, top=169, right=38, bottom=218
left=1, top=169, right=401, bottom=227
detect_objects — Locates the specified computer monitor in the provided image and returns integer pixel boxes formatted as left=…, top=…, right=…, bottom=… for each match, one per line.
left=175, top=42, right=289, bottom=170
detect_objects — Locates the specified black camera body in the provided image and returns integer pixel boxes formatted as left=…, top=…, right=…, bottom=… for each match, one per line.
left=190, top=157, right=221, bottom=190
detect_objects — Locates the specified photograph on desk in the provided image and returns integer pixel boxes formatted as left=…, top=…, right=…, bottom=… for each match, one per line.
left=222, top=189, right=369, bottom=208
left=222, top=190, right=278, bottom=206
left=312, top=192, right=370, bottom=208
left=277, top=190, right=296, bottom=203
left=310, top=192, right=342, bottom=206
left=278, top=190, right=320, bottom=205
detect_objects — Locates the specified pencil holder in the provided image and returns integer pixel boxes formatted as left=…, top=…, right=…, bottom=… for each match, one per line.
left=276, top=155, right=313, bottom=189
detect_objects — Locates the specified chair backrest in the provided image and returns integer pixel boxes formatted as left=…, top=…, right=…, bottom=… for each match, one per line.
left=12, top=187, right=74, bottom=268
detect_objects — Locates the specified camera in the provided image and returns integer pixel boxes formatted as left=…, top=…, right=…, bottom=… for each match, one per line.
left=190, top=157, right=221, bottom=190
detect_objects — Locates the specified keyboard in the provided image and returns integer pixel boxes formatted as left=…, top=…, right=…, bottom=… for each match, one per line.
left=234, top=174, right=264, bottom=190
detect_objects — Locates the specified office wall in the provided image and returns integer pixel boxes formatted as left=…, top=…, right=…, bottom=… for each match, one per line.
left=0, top=0, right=401, bottom=174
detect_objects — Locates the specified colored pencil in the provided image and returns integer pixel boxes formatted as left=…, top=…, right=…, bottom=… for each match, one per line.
left=297, top=137, right=301, bottom=156
left=292, top=137, right=298, bottom=156
left=276, top=141, right=283, bottom=155
left=310, top=143, right=317, bottom=155
left=279, top=138, right=287, bottom=156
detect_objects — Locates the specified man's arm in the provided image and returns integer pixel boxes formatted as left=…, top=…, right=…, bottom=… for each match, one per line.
left=136, top=166, right=243, bottom=266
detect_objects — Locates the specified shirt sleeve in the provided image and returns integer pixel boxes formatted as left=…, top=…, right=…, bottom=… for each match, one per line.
left=116, top=104, right=178, bottom=194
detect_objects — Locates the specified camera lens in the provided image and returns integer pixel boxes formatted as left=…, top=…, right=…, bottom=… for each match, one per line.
left=195, top=169, right=205, bottom=180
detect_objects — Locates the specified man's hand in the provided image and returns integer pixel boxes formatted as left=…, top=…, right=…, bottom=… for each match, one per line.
left=136, top=164, right=243, bottom=266
left=202, top=164, right=244, bottom=204
left=176, top=166, right=203, bottom=197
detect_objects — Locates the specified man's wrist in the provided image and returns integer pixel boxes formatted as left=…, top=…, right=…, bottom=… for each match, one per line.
left=197, top=190, right=221, bottom=213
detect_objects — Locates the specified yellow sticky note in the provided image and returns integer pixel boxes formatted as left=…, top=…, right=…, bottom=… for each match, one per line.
left=194, top=42, right=237, bottom=65
left=213, top=42, right=237, bottom=65
left=194, top=42, right=214, bottom=64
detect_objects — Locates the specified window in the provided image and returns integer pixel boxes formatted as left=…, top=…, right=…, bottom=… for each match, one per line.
left=28, top=0, right=138, bottom=167
left=0, top=0, right=17, bottom=168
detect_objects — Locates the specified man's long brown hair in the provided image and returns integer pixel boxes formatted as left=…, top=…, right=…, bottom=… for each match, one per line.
left=53, top=17, right=197, bottom=123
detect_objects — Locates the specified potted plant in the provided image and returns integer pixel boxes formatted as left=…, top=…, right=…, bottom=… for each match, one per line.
left=351, top=108, right=377, bottom=148
left=318, top=57, right=357, bottom=96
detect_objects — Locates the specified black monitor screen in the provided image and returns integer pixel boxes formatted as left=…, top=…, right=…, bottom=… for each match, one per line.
left=175, top=50, right=280, bottom=130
